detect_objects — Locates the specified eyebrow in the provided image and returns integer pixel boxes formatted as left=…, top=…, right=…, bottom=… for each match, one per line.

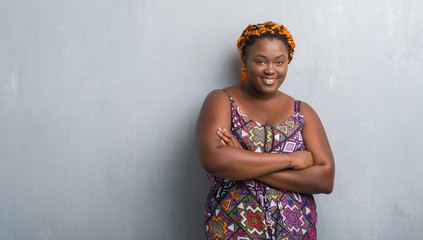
left=255, top=54, right=287, bottom=59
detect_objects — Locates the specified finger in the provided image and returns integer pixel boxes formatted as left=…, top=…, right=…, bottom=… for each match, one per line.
left=219, top=131, right=240, bottom=148
left=220, top=129, right=243, bottom=148
left=224, top=132, right=242, bottom=148
left=231, top=138, right=243, bottom=148
left=221, top=130, right=235, bottom=139
left=234, top=138, right=242, bottom=146
left=222, top=132, right=239, bottom=146
left=220, top=140, right=227, bottom=146
left=216, top=129, right=225, bottom=138
left=216, top=130, right=231, bottom=144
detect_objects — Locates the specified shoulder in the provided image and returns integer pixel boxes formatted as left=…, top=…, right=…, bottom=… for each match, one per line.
left=278, top=91, right=295, bottom=102
left=196, top=88, right=235, bottom=134
left=298, top=101, right=316, bottom=113
left=199, top=88, right=234, bottom=116
left=297, top=101, right=321, bottom=123
left=202, top=89, right=230, bottom=106
left=203, top=85, right=241, bottom=103
left=276, top=91, right=296, bottom=111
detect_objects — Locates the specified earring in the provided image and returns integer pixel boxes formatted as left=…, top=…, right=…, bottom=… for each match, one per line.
left=240, top=67, right=248, bottom=84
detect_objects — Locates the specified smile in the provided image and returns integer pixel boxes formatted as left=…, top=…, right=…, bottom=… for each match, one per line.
left=262, top=78, right=277, bottom=84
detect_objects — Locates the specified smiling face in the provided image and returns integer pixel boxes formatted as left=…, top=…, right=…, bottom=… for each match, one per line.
left=243, top=38, right=289, bottom=96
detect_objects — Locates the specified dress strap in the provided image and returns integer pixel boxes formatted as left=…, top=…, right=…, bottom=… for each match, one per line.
left=294, top=100, right=301, bottom=112
left=222, top=89, right=234, bottom=102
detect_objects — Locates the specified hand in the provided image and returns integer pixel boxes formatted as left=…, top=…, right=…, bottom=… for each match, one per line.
left=290, top=150, right=314, bottom=170
left=216, top=128, right=243, bottom=149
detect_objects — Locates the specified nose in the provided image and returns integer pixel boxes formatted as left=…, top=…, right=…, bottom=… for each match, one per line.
left=264, top=64, right=275, bottom=75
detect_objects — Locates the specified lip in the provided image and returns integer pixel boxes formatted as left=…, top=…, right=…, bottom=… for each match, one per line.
left=261, top=77, right=277, bottom=85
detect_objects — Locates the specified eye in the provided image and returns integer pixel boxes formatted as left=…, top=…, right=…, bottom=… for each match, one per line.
left=256, top=60, right=265, bottom=64
left=276, top=61, right=284, bottom=65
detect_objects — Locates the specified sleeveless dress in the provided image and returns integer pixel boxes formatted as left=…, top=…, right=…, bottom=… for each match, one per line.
left=204, top=90, right=317, bottom=240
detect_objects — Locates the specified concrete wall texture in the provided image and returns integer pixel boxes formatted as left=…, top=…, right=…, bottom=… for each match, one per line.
left=1, top=0, right=422, bottom=239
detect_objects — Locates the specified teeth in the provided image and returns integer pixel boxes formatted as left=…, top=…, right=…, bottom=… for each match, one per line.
left=264, top=78, right=276, bottom=83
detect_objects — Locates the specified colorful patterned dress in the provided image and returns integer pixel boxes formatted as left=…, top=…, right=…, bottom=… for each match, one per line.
left=204, top=90, right=317, bottom=240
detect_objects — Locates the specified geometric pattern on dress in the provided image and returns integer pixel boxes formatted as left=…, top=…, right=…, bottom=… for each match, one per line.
left=273, top=192, right=316, bottom=240
left=205, top=207, right=235, bottom=239
left=229, top=195, right=267, bottom=239
left=228, top=93, right=305, bottom=154
left=204, top=90, right=317, bottom=240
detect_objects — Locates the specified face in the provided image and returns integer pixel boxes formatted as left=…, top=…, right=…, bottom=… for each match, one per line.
left=243, top=38, right=289, bottom=95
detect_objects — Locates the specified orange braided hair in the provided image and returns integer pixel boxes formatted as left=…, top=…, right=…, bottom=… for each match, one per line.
left=237, top=21, right=296, bottom=83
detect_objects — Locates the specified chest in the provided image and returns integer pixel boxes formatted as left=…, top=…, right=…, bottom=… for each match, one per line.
left=230, top=102, right=306, bottom=153
left=239, top=101, right=293, bottom=126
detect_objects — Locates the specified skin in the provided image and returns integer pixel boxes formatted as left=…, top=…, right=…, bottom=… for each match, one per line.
left=196, top=38, right=335, bottom=194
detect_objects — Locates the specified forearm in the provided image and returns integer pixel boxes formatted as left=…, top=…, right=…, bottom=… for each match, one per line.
left=256, top=164, right=334, bottom=194
left=201, top=146, right=292, bottom=181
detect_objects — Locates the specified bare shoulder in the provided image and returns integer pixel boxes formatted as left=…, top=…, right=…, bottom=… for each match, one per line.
left=202, top=89, right=231, bottom=107
left=278, top=91, right=295, bottom=103
left=275, top=92, right=296, bottom=113
left=221, top=85, right=243, bottom=99
left=298, top=101, right=321, bottom=123
left=198, top=88, right=233, bottom=123
left=196, top=88, right=233, bottom=141
left=298, top=101, right=316, bottom=113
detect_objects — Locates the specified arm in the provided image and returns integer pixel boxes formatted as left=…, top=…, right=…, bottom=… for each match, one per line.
left=256, top=102, right=335, bottom=194
left=217, top=128, right=314, bottom=171
left=195, top=90, right=312, bottom=181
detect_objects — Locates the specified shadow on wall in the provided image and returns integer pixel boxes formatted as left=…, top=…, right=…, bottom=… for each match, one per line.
left=167, top=108, right=210, bottom=239
left=214, top=49, right=242, bottom=88
left=164, top=53, right=241, bottom=238
left=229, top=53, right=243, bottom=87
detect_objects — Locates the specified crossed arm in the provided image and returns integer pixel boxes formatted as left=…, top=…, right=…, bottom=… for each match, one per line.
left=196, top=90, right=334, bottom=194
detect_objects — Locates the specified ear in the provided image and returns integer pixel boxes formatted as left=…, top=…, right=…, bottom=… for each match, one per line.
left=242, top=56, right=247, bottom=67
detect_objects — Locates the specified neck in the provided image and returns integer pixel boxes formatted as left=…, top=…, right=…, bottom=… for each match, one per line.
left=241, top=82, right=279, bottom=101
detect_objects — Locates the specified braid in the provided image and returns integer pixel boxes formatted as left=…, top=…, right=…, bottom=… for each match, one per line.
left=237, top=21, right=295, bottom=83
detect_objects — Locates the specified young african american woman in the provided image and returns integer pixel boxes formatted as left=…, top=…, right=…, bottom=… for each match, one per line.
left=196, top=21, right=334, bottom=240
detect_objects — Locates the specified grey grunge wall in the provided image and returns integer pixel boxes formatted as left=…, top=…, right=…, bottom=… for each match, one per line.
left=1, top=0, right=422, bottom=239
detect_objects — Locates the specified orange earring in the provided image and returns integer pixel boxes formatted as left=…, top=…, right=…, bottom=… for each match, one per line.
left=240, top=67, right=248, bottom=84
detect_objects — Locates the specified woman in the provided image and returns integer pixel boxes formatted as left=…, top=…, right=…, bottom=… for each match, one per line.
left=196, top=21, right=334, bottom=240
